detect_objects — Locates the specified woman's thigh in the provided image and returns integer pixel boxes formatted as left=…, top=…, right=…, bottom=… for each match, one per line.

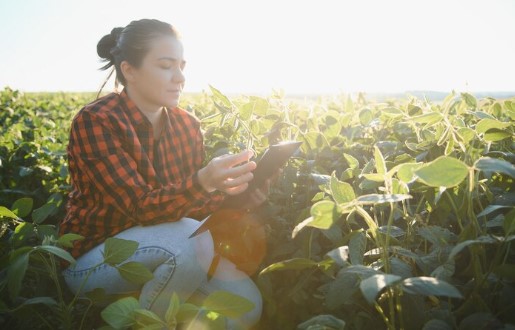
left=62, top=218, right=214, bottom=298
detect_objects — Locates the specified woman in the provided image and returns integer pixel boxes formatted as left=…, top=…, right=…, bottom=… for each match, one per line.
left=59, top=18, right=267, bottom=328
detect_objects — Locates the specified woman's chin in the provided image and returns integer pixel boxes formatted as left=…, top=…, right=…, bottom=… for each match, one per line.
left=165, top=99, right=180, bottom=109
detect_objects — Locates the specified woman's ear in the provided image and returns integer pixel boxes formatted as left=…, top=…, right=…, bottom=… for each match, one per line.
left=120, top=61, right=135, bottom=83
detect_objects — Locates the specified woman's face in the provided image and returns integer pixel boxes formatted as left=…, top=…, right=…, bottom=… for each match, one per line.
left=124, top=35, right=186, bottom=109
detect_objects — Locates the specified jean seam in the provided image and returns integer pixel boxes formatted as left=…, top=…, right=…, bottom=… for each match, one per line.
left=129, top=247, right=177, bottom=310
left=63, top=246, right=177, bottom=282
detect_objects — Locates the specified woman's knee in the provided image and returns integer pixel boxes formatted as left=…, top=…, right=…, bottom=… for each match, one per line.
left=200, top=257, right=263, bottom=327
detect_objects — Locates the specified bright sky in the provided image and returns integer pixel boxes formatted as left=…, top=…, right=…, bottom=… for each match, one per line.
left=0, top=0, right=514, bottom=94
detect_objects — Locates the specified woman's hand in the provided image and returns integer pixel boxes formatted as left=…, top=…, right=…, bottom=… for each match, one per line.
left=197, top=150, right=256, bottom=195
left=242, top=178, right=271, bottom=209
left=241, top=168, right=283, bottom=210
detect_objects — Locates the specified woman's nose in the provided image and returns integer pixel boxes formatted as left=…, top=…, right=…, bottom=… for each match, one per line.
left=173, top=68, right=185, bottom=83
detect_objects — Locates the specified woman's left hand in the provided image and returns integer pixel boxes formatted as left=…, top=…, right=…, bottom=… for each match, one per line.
left=242, top=168, right=282, bottom=210
left=243, top=179, right=271, bottom=210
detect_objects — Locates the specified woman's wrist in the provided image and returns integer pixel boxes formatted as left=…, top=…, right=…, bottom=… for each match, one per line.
left=197, top=167, right=216, bottom=193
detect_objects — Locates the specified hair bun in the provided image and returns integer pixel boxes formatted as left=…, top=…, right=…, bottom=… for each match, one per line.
left=97, top=27, right=124, bottom=66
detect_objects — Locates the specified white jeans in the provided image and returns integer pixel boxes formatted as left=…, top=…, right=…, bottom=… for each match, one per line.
left=62, top=218, right=262, bottom=329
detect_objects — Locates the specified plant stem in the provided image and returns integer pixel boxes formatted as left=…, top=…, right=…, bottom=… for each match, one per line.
left=67, top=261, right=104, bottom=310
left=374, top=302, right=395, bottom=330
left=79, top=299, right=93, bottom=330
left=444, top=190, right=464, bottom=230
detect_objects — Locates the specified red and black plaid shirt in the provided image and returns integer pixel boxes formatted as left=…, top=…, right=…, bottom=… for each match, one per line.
left=59, top=89, right=225, bottom=258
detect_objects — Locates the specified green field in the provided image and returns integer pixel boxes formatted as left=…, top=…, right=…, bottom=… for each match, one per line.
left=1, top=86, right=514, bottom=329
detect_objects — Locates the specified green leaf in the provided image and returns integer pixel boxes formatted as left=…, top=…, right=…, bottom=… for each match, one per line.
left=177, top=303, right=200, bottom=323
left=297, top=314, right=346, bottom=330
left=326, top=272, right=360, bottom=309
left=356, top=194, right=412, bottom=205
left=11, top=198, right=33, bottom=218
left=456, top=127, right=475, bottom=145
left=343, top=265, right=382, bottom=278
left=461, top=92, right=477, bottom=108
left=474, top=157, right=515, bottom=178
left=132, top=309, right=164, bottom=328
left=493, top=264, right=515, bottom=280
left=396, top=163, right=423, bottom=183
left=349, top=231, right=367, bottom=265
left=448, top=236, right=497, bottom=260
left=390, top=257, right=414, bottom=278
left=239, top=101, right=254, bottom=121
left=415, top=156, right=469, bottom=188
left=260, top=258, right=319, bottom=275
left=0, top=206, right=20, bottom=220
left=209, top=85, right=232, bottom=109
left=359, top=108, right=374, bottom=125
left=248, top=96, right=269, bottom=116
left=116, top=261, right=154, bottom=285
left=85, top=288, right=108, bottom=305
left=165, top=292, right=180, bottom=328
left=343, top=153, right=359, bottom=170
left=330, top=174, right=355, bottom=204
left=57, top=233, right=84, bottom=248
left=32, top=203, right=57, bottom=224
left=374, top=145, right=387, bottom=175
left=308, top=200, right=341, bottom=229
left=36, top=224, right=57, bottom=242
left=410, top=112, right=443, bottom=125
left=401, top=277, right=462, bottom=298
left=503, top=209, right=515, bottom=235
left=418, top=226, right=457, bottom=247
left=325, top=246, right=350, bottom=267
left=34, top=245, right=76, bottom=265
left=378, top=225, right=405, bottom=238
left=431, top=260, right=455, bottom=282
left=476, top=205, right=512, bottom=218
left=103, top=238, right=139, bottom=266
left=11, top=222, right=35, bottom=246
left=21, top=297, right=58, bottom=307
left=484, top=129, right=511, bottom=142
left=459, top=313, right=500, bottom=330
left=422, top=319, right=453, bottom=330
left=302, top=131, right=329, bottom=152
left=8, top=251, right=30, bottom=300
left=360, top=274, right=402, bottom=304
left=101, top=297, right=139, bottom=329
left=382, top=107, right=404, bottom=117
left=362, top=173, right=385, bottom=182
left=476, top=118, right=511, bottom=134
left=203, top=290, right=254, bottom=319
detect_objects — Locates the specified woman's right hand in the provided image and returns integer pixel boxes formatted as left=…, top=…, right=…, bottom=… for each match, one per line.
left=197, top=150, right=256, bottom=195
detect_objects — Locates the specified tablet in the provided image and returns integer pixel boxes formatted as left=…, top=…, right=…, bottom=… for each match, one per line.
left=247, top=141, right=302, bottom=190
left=189, top=141, right=301, bottom=238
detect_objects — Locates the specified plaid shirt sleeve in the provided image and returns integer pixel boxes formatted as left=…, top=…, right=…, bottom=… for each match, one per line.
left=69, top=107, right=222, bottom=226
left=186, top=130, right=226, bottom=220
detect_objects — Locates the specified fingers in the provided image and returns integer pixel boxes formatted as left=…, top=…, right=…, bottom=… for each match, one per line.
left=252, top=187, right=267, bottom=202
left=242, top=187, right=268, bottom=208
left=224, top=161, right=256, bottom=179
left=224, top=183, right=250, bottom=196
left=223, top=172, right=254, bottom=189
left=216, top=150, right=254, bottom=167
left=199, top=150, right=257, bottom=194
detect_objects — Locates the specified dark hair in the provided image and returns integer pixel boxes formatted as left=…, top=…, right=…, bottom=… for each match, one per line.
left=96, top=19, right=179, bottom=87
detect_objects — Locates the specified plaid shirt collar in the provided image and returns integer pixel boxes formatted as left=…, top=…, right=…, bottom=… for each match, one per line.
left=119, top=88, right=173, bottom=134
